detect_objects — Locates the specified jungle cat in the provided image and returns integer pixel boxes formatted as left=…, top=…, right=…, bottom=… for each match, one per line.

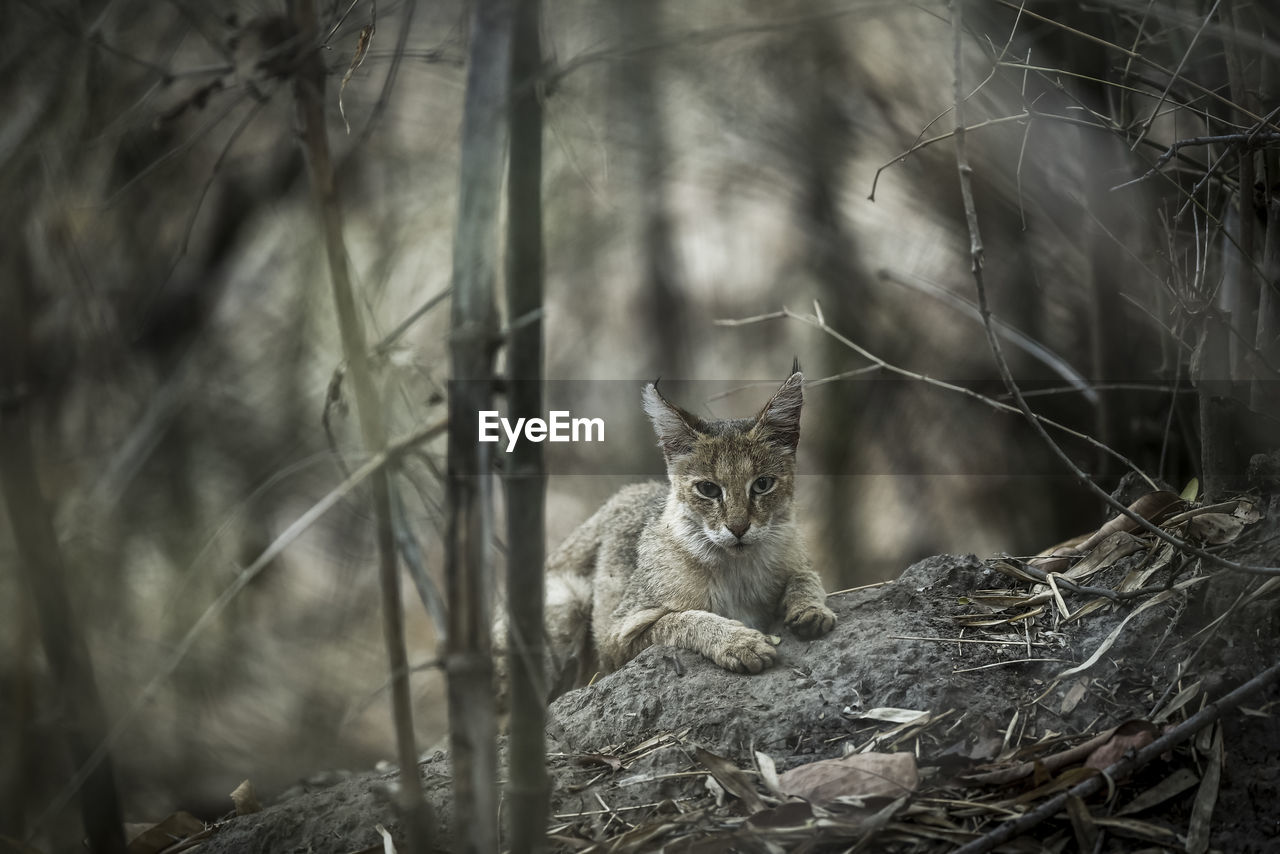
left=542, top=367, right=836, bottom=697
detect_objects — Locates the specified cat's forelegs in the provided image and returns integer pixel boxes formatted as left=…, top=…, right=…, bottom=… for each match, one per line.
left=608, top=609, right=778, bottom=674
left=781, top=569, right=836, bottom=639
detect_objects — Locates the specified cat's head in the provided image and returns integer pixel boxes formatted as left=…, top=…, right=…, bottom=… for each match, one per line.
left=642, top=369, right=802, bottom=555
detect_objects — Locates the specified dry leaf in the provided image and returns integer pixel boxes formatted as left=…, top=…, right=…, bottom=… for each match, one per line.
left=1013, top=766, right=1098, bottom=804
left=1117, top=542, right=1174, bottom=592
left=230, top=778, right=262, bottom=815
left=1062, top=531, right=1145, bottom=582
left=375, top=822, right=396, bottom=854
left=1084, top=719, right=1159, bottom=770
left=338, top=22, right=375, bottom=133
left=1233, top=499, right=1261, bottom=524
left=962, top=727, right=1116, bottom=786
left=1093, top=815, right=1181, bottom=844
left=1153, top=680, right=1202, bottom=723
left=777, top=752, right=918, bottom=804
left=1186, top=513, right=1244, bottom=545
left=1083, top=491, right=1182, bottom=550
left=694, top=747, right=765, bottom=814
left=855, top=707, right=929, bottom=724
left=1066, top=794, right=1098, bottom=852
left=1186, top=723, right=1223, bottom=854
left=1035, top=492, right=1182, bottom=573
left=1116, top=767, right=1199, bottom=816
left=1059, top=677, right=1089, bottom=715
left=703, top=774, right=726, bottom=808
left=754, top=750, right=784, bottom=798
left=1057, top=576, right=1205, bottom=680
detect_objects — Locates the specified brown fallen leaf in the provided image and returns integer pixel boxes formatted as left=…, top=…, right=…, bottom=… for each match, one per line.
left=1186, top=513, right=1245, bottom=545
left=1084, top=719, right=1159, bottom=771
left=1092, top=491, right=1184, bottom=541
left=1233, top=499, right=1261, bottom=524
left=1061, top=531, right=1145, bottom=582
left=961, top=727, right=1117, bottom=786
left=1059, top=677, right=1089, bottom=716
left=777, top=751, right=918, bottom=804
left=1033, top=491, right=1183, bottom=573
left=694, top=747, right=765, bottom=814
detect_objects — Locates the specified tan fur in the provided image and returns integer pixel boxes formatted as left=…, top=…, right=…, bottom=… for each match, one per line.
left=539, top=370, right=835, bottom=696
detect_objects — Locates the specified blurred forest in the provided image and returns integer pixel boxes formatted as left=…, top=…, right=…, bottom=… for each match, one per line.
left=1, top=0, right=1277, bottom=849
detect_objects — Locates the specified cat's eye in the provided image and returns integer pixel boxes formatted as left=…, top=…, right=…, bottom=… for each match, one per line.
left=694, top=481, right=722, bottom=499
left=751, top=476, right=777, bottom=496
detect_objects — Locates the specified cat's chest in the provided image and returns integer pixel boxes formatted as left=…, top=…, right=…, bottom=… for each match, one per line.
left=705, top=555, right=784, bottom=630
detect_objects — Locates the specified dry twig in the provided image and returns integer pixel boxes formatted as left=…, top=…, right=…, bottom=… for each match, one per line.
left=950, top=658, right=1280, bottom=854
left=944, top=0, right=1280, bottom=579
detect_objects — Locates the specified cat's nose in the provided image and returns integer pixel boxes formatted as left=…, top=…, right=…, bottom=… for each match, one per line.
left=727, top=521, right=750, bottom=540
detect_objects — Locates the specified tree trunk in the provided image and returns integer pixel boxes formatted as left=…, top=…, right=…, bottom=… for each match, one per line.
left=503, top=3, right=549, bottom=850
left=611, top=0, right=689, bottom=375
left=0, top=247, right=126, bottom=854
left=446, top=1, right=513, bottom=850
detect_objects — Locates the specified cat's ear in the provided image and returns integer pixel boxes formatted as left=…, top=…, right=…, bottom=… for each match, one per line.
left=752, top=371, right=803, bottom=451
left=643, top=381, right=702, bottom=459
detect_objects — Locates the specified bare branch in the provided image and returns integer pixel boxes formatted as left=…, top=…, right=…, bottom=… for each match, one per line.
left=949, top=0, right=1280, bottom=577
left=951, top=658, right=1280, bottom=854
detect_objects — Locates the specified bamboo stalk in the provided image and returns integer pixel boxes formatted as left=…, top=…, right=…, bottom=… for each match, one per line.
left=446, top=1, right=513, bottom=850
left=504, top=1, right=549, bottom=850
left=287, top=2, right=432, bottom=850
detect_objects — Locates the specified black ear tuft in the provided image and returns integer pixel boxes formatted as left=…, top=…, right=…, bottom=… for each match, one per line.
left=792, top=356, right=801, bottom=375
left=753, top=371, right=803, bottom=451
left=642, top=382, right=702, bottom=460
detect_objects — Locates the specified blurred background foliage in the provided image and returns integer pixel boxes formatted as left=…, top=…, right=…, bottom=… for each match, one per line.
left=2, top=0, right=1276, bottom=847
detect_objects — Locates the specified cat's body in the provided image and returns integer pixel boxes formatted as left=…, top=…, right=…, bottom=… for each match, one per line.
left=540, top=370, right=835, bottom=697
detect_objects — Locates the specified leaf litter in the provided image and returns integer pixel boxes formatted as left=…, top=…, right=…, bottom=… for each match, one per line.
left=180, top=486, right=1278, bottom=854
left=537, top=490, right=1268, bottom=852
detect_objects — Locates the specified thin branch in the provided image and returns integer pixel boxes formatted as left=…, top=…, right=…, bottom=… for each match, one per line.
left=877, top=268, right=1099, bottom=404
left=951, top=658, right=1280, bottom=854
left=715, top=309, right=1158, bottom=492
left=1130, top=0, right=1222, bottom=150
left=990, top=0, right=1279, bottom=132
left=1114, top=130, right=1280, bottom=190
left=372, top=284, right=452, bottom=355
left=948, top=0, right=1280, bottom=578
left=290, top=0, right=433, bottom=847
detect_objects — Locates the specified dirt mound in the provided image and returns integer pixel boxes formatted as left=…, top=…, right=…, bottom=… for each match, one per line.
left=189, top=493, right=1280, bottom=853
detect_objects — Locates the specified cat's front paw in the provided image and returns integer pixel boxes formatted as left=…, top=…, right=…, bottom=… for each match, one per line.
left=713, top=626, right=778, bottom=674
left=786, top=603, right=836, bottom=639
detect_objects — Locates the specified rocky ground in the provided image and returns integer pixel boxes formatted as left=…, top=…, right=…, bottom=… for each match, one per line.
left=178, top=471, right=1280, bottom=854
